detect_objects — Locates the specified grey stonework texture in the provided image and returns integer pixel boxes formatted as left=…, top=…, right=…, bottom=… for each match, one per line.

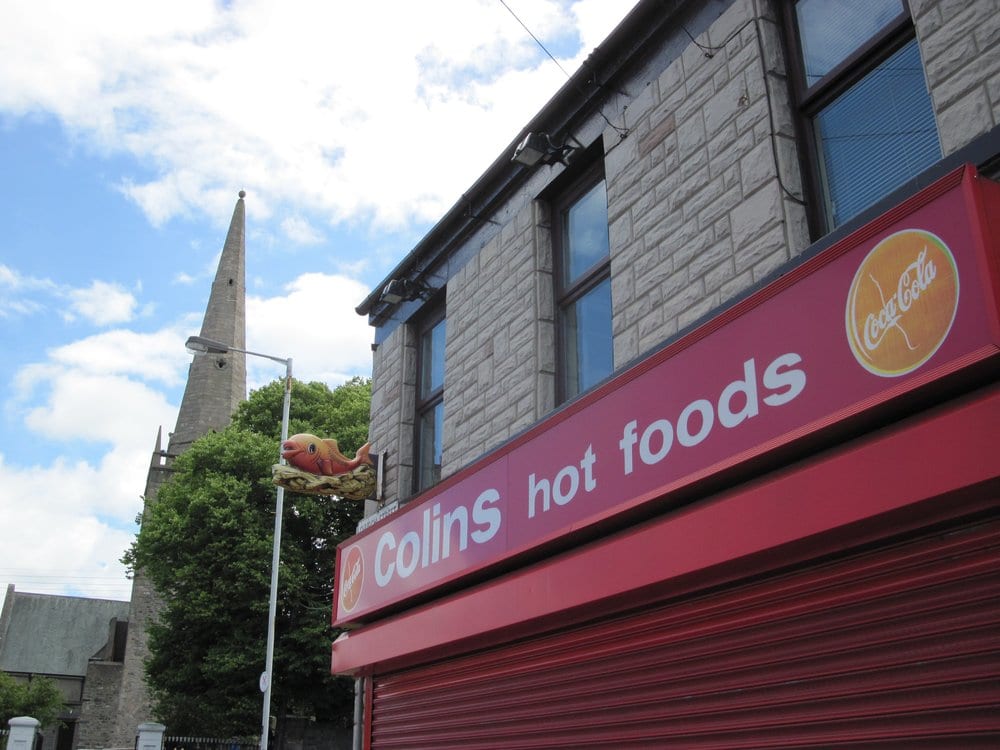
left=607, top=0, right=808, bottom=366
left=369, top=323, right=415, bottom=502
left=77, top=661, right=125, bottom=748
left=911, top=0, right=1000, bottom=155
left=442, top=199, right=555, bottom=476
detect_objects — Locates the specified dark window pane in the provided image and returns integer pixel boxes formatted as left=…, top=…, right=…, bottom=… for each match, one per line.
left=796, top=0, right=903, bottom=85
left=563, top=180, right=610, bottom=284
left=814, top=39, right=940, bottom=227
left=417, top=400, right=443, bottom=489
left=419, top=317, right=446, bottom=399
left=562, top=277, right=613, bottom=399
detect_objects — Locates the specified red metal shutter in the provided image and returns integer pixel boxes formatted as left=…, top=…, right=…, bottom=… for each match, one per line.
left=369, top=512, right=1000, bottom=749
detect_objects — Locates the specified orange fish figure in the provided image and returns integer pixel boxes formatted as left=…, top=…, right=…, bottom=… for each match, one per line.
left=281, top=434, right=373, bottom=477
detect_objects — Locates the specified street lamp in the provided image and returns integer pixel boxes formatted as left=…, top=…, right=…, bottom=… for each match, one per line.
left=184, top=334, right=291, bottom=750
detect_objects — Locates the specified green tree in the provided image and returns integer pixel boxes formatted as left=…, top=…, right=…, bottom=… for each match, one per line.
left=123, top=378, right=370, bottom=735
left=0, top=672, right=64, bottom=727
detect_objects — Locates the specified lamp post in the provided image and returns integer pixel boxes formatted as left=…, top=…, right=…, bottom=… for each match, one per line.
left=185, top=335, right=292, bottom=750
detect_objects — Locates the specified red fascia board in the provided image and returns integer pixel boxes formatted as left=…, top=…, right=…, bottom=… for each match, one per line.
left=967, top=169, right=1000, bottom=338
left=332, top=383, right=1000, bottom=675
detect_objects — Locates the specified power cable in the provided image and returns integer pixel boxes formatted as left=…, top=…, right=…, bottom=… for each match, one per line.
left=498, top=0, right=572, bottom=80
left=498, top=0, right=629, bottom=139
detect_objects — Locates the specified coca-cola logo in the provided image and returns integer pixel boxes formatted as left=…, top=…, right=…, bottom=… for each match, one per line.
left=339, top=546, right=364, bottom=613
left=846, top=229, right=959, bottom=377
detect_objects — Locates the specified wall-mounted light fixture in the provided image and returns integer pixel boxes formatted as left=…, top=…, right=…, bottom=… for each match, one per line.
left=380, top=278, right=431, bottom=305
left=511, top=131, right=580, bottom=167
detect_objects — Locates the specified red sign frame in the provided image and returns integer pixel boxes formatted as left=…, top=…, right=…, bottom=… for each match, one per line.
left=334, top=165, right=1000, bottom=627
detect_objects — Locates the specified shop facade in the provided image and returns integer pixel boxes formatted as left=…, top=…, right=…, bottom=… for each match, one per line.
left=335, top=1, right=1000, bottom=746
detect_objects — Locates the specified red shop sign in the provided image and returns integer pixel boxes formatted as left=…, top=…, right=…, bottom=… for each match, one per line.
left=334, top=165, right=1000, bottom=626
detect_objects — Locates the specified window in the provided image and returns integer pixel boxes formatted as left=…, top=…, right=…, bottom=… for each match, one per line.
left=787, top=0, right=941, bottom=232
left=553, top=167, right=613, bottom=403
left=414, top=307, right=445, bottom=492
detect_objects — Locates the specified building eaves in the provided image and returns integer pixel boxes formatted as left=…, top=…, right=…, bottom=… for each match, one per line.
left=356, top=0, right=700, bottom=322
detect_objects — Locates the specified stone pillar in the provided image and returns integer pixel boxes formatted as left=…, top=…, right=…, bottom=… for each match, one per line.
left=136, top=722, right=166, bottom=750
left=5, top=718, right=40, bottom=750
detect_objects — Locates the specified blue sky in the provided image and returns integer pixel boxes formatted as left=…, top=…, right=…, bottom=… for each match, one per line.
left=0, top=1, right=639, bottom=605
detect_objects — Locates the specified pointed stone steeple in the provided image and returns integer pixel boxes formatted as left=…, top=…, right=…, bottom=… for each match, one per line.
left=99, top=192, right=249, bottom=746
left=169, top=189, right=248, bottom=454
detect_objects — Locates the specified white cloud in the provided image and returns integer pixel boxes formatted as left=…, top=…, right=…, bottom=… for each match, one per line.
left=246, top=272, right=373, bottom=388
left=0, top=264, right=57, bottom=318
left=281, top=216, right=324, bottom=246
left=0, top=1, right=636, bottom=235
left=14, top=327, right=193, bottom=399
left=0, top=265, right=154, bottom=327
left=0, top=331, right=183, bottom=600
left=67, top=280, right=138, bottom=325
left=0, top=452, right=136, bottom=601
left=571, top=0, right=637, bottom=49
left=22, top=371, right=177, bottom=449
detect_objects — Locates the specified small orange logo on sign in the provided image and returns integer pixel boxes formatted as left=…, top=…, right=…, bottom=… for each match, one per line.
left=340, top=546, right=364, bottom=613
left=846, top=229, right=959, bottom=377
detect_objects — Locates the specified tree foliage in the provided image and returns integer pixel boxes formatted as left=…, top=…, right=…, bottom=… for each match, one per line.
left=123, top=377, right=370, bottom=735
left=0, top=672, right=64, bottom=727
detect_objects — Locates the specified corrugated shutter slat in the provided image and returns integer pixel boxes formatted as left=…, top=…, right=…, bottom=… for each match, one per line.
left=371, top=514, right=1000, bottom=749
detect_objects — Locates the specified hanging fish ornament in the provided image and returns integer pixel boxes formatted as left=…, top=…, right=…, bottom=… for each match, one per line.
left=281, top=434, right=372, bottom=476
left=272, top=433, right=377, bottom=500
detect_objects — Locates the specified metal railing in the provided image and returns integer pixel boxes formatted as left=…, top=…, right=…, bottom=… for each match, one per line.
left=163, top=737, right=260, bottom=750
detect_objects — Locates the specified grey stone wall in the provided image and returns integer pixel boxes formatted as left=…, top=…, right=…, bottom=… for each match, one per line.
left=369, top=324, right=414, bottom=502
left=111, top=459, right=171, bottom=743
left=77, top=661, right=124, bottom=749
left=912, top=0, right=1000, bottom=156
left=606, top=0, right=808, bottom=365
left=442, top=200, right=555, bottom=475
left=112, top=567, right=163, bottom=741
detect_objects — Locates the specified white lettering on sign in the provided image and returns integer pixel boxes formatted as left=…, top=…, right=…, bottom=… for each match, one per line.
left=619, top=353, right=806, bottom=475
left=862, top=247, right=938, bottom=355
left=374, top=488, right=502, bottom=587
left=342, top=556, right=362, bottom=594
left=527, top=444, right=597, bottom=518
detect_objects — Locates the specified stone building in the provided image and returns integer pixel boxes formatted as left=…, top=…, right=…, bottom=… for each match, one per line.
left=0, top=585, right=129, bottom=750
left=100, top=192, right=248, bottom=748
left=0, top=195, right=248, bottom=748
left=333, top=0, right=1000, bottom=746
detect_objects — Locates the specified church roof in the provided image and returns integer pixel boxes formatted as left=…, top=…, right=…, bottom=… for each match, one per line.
left=0, top=585, right=129, bottom=677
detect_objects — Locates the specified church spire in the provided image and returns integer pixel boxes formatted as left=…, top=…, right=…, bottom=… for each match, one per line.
left=168, top=190, right=248, bottom=454
left=106, top=191, right=250, bottom=745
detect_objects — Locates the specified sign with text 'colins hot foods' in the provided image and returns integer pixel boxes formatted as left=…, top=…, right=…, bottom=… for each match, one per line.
left=334, top=165, right=1000, bottom=626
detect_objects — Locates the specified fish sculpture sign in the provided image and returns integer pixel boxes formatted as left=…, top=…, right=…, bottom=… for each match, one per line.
left=272, top=433, right=377, bottom=501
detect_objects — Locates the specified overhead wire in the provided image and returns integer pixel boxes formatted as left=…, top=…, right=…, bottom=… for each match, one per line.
left=498, top=0, right=572, bottom=80
left=497, top=0, right=629, bottom=139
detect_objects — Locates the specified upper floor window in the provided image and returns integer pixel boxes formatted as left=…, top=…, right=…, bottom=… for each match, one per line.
left=414, top=306, right=445, bottom=492
left=787, top=0, right=941, bottom=233
left=553, top=167, right=613, bottom=403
